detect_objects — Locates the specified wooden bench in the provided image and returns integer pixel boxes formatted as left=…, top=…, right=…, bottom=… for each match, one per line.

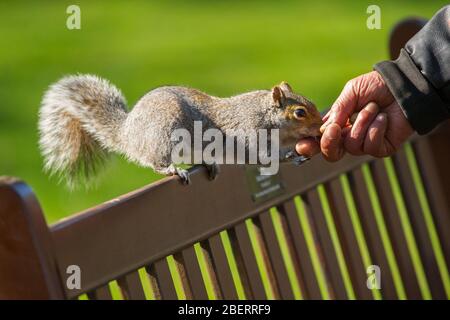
left=1, top=18, right=449, bottom=300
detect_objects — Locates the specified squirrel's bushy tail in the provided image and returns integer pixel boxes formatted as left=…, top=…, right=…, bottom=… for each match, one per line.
left=38, top=74, right=128, bottom=188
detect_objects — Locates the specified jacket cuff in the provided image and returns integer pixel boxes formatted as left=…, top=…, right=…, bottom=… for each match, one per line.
left=374, top=49, right=449, bottom=134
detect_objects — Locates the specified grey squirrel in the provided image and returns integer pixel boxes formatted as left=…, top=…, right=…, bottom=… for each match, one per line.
left=38, top=75, right=323, bottom=187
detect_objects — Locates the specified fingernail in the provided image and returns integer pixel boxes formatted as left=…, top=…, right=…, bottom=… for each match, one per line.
left=326, top=124, right=340, bottom=140
left=366, top=102, right=379, bottom=113
left=320, top=119, right=331, bottom=133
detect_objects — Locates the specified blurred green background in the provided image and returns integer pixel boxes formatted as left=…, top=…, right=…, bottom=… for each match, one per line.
left=0, top=0, right=446, bottom=223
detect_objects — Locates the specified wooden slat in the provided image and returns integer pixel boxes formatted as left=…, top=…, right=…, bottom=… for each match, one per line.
left=116, top=270, right=146, bottom=300
left=226, top=228, right=254, bottom=299
left=172, top=253, right=194, bottom=299
left=198, top=241, right=223, bottom=299
left=393, top=148, right=446, bottom=299
left=259, top=211, right=295, bottom=299
left=144, top=265, right=161, bottom=300
left=86, top=284, right=113, bottom=300
left=369, top=160, right=422, bottom=299
left=233, top=222, right=267, bottom=299
left=279, top=200, right=323, bottom=299
left=348, top=167, right=398, bottom=299
left=251, top=219, right=280, bottom=299
left=208, top=233, right=239, bottom=299
left=413, top=133, right=450, bottom=270
left=302, top=189, right=348, bottom=299
left=325, top=178, right=373, bottom=300
left=152, top=259, right=178, bottom=300
left=182, top=246, right=209, bottom=299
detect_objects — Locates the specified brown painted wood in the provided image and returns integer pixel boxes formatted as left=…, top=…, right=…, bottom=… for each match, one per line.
left=0, top=177, right=65, bottom=299
left=50, top=155, right=374, bottom=298
left=86, top=284, right=113, bottom=300
left=279, top=200, right=323, bottom=299
left=302, top=189, right=348, bottom=299
left=259, top=210, right=295, bottom=299
left=182, top=246, right=209, bottom=299
left=208, top=233, right=239, bottom=299
left=325, top=178, right=373, bottom=300
left=117, top=270, right=146, bottom=300
left=152, top=259, right=178, bottom=300
left=347, top=167, right=398, bottom=299
left=234, top=222, right=267, bottom=299
left=412, top=124, right=450, bottom=270
left=369, top=160, right=422, bottom=299
left=393, top=147, right=446, bottom=299
left=389, top=18, right=426, bottom=59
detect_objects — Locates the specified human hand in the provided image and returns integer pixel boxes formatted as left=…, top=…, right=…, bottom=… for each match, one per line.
left=296, top=71, right=414, bottom=162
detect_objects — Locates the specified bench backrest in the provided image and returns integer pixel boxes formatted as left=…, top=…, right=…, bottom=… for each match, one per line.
left=1, top=18, right=449, bottom=300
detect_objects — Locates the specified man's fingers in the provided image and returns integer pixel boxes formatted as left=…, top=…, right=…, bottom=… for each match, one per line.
left=321, top=80, right=358, bottom=133
left=295, top=138, right=320, bottom=157
left=344, top=102, right=379, bottom=155
left=363, top=113, right=388, bottom=157
left=321, top=123, right=345, bottom=162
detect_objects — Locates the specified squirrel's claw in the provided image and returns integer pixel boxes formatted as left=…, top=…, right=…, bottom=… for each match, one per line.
left=292, top=155, right=310, bottom=166
left=176, top=167, right=191, bottom=185
left=204, top=163, right=220, bottom=181
left=284, top=150, right=298, bottom=160
left=284, top=149, right=310, bottom=166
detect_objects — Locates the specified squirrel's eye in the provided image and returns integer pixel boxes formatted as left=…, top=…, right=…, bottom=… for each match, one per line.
left=294, top=108, right=306, bottom=119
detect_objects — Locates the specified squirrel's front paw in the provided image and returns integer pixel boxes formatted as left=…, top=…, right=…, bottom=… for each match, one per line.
left=204, top=163, right=220, bottom=181
left=292, top=155, right=310, bottom=166
left=284, top=150, right=298, bottom=160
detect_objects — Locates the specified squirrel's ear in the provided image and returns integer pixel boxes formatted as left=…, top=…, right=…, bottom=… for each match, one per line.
left=279, top=81, right=293, bottom=93
left=272, top=86, right=285, bottom=107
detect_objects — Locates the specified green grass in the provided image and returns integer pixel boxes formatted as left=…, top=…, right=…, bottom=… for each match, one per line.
left=0, top=0, right=445, bottom=223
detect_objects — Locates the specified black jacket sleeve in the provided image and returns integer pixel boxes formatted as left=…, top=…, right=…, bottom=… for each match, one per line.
left=374, top=5, right=450, bottom=134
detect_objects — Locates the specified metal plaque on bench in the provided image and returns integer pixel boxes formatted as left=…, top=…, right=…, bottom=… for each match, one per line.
left=244, top=165, right=284, bottom=203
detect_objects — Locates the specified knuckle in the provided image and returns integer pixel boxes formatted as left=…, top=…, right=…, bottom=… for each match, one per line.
left=344, top=79, right=355, bottom=92
left=323, top=153, right=340, bottom=162
left=357, top=109, right=371, bottom=123
left=344, top=138, right=363, bottom=155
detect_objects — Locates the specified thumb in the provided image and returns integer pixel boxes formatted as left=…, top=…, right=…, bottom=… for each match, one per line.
left=321, top=123, right=345, bottom=162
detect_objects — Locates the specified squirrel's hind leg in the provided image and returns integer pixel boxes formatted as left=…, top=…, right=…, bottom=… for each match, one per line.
left=203, top=162, right=220, bottom=180
left=157, top=164, right=191, bottom=185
